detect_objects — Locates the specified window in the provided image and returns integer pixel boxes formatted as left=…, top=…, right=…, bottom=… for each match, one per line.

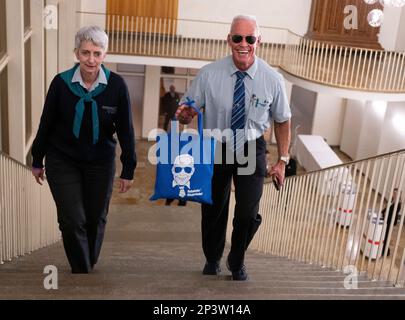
left=0, top=66, right=9, bottom=154
left=0, top=0, right=6, bottom=57
left=23, top=0, right=31, bottom=32
left=25, top=39, right=31, bottom=142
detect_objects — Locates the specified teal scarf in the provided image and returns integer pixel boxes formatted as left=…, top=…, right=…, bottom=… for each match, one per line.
left=60, top=64, right=111, bottom=144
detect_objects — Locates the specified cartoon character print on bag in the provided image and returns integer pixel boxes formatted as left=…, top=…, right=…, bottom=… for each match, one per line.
left=172, top=154, right=195, bottom=198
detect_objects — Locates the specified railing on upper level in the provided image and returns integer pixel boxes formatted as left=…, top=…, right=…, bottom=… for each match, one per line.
left=229, top=149, right=405, bottom=287
left=77, top=12, right=405, bottom=93
left=282, top=33, right=405, bottom=93
left=0, top=152, right=59, bottom=264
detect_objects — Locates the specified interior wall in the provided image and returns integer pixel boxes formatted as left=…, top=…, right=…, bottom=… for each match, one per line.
left=340, top=99, right=366, bottom=160
left=289, top=85, right=316, bottom=155
left=378, top=101, right=405, bottom=154
left=312, top=93, right=346, bottom=146
left=378, top=7, right=402, bottom=50
left=178, top=0, right=312, bottom=36
left=79, top=0, right=106, bottom=29
left=356, top=101, right=386, bottom=160
left=395, top=7, right=405, bottom=51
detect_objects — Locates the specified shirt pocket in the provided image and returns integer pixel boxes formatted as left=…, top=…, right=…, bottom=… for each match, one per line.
left=247, top=96, right=270, bottom=124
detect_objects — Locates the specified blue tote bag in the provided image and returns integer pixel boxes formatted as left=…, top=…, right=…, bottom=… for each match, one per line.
left=150, top=105, right=216, bottom=205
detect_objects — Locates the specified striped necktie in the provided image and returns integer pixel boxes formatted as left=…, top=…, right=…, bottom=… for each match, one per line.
left=231, top=71, right=247, bottom=153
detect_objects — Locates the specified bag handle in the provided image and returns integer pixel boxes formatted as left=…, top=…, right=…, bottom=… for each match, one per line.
left=182, top=97, right=203, bottom=137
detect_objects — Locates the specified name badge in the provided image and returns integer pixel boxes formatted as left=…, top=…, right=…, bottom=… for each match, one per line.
left=102, top=106, right=118, bottom=114
left=250, top=95, right=270, bottom=108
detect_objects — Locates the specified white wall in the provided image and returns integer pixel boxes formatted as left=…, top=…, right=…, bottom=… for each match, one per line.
left=178, top=0, right=312, bottom=37
left=395, top=7, right=405, bottom=51
left=289, top=85, right=316, bottom=156
left=78, top=0, right=106, bottom=29
left=357, top=101, right=387, bottom=160
left=76, top=0, right=311, bottom=42
left=58, top=0, right=78, bottom=70
left=378, top=101, right=405, bottom=154
left=341, top=99, right=388, bottom=161
left=312, top=94, right=346, bottom=146
left=378, top=6, right=405, bottom=51
left=340, top=99, right=366, bottom=160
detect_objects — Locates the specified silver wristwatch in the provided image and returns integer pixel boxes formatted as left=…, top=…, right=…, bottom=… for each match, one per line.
left=279, top=155, right=290, bottom=165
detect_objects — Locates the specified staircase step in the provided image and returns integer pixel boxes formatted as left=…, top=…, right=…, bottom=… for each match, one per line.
left=1, top=200, right=404, bottom=299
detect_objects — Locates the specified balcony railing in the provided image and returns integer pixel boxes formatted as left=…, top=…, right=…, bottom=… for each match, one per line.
left=229, top=149, right=405, bottom=287
left=0, top=152, right=59, bottom=264
left=77, top=12, right=405, bottom=93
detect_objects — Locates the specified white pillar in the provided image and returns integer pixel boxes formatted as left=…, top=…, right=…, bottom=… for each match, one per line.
left=142, top=65, right=160, bottom=138
left=340, top=99, right=367, bottom=160
left=30, top=0, right=45, bottom=135
left=357, top=101, right=386, bottom=160
left=58, top=0, right=77, bottom=71
left=45, top=0, right=59, bottom=90
left=6, top=0, right=25, bottom=162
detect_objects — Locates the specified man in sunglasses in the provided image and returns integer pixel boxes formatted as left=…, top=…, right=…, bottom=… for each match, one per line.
left=175, top=15, right=291, bottom=281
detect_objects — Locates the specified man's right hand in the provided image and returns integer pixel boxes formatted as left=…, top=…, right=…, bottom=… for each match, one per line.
left=175, top=105, right=198, bottom=124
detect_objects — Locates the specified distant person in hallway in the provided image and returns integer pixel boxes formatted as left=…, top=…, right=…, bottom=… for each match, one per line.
left=162, top=84, right=181, bottom=132
left=175, top=15, right=291, bottom=280
left=381, top=188, right=402, bottom=256
left=31, top=26, right=137, bottom=274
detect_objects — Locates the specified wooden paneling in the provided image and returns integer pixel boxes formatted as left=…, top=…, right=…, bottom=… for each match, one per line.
left=106, top=0, right=178, bottom=34
left=307, top=0, right=382, bottom=49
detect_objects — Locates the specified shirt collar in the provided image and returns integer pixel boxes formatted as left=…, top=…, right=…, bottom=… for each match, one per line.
left=228, top=55, right=258, bottom=80
left=72, top=66, right=108, bottom=92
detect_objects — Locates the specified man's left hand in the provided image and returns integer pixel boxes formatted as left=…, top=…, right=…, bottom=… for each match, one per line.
left=119, top=179, right=133, bottom=193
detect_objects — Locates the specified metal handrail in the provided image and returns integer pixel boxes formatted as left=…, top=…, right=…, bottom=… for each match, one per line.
left=76, top=12, right=405, bottom=93
left=229, top=148, right=405, bottom=287
left=280, top=148, right=405, bottom=182
left=0, top=152, right=59, bottom=264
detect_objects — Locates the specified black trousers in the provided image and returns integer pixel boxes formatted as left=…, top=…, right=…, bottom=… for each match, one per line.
left=201, top=136, right=266, bottom=271
left=45, top=151, right=115, bottom=273
left=381, top=204, right=400, bottom=255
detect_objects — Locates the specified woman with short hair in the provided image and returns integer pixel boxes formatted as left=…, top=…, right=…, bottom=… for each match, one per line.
left=31, top=26, right=136, bottom=273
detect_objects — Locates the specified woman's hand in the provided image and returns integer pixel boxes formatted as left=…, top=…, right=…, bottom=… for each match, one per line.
left=119, top=179, right=133, bottom=193
left=32, top=167, right=45, bottom=185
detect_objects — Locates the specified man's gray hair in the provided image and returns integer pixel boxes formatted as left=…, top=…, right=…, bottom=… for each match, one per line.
left=230, top=15, right=261, bottom=35
left=75, top=26, right=109, bottom=52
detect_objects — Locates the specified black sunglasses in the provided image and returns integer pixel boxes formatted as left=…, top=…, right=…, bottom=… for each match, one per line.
left=231, top=34, right=257, bottom=45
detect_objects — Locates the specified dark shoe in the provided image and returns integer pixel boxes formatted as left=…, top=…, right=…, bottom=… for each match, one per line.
left=165, top=199, right=174, bottom=206
left=231, top=265, right=248, bottom=281
left=202, top=261, right=221, bottom=275
left=226, top=256, right=248, bottom=281
left=178, top=200, right=187, bottom=206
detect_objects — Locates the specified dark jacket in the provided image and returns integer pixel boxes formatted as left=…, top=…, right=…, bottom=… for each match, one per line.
left=32, top=71, right=137, bottom=179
